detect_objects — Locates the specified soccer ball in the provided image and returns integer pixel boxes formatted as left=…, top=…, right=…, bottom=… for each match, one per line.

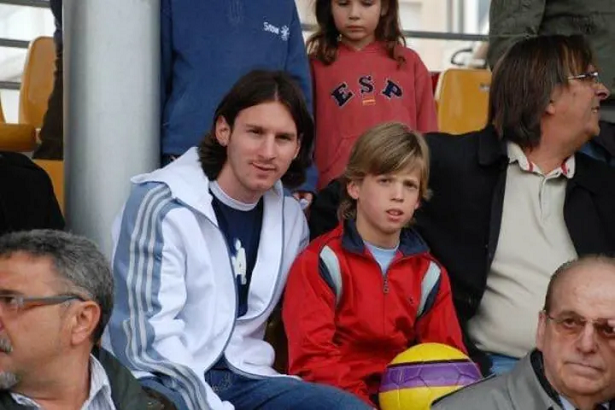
left=379, top=343, right=481, bottom=410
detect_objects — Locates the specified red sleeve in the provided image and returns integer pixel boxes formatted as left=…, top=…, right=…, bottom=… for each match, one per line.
left=413, top=56, right=439, bottom=133
left=282, top=247, right=372, bottom=405
left=416, top=264, right=467, bottom=354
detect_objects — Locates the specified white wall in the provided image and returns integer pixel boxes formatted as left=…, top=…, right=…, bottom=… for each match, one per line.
left=0, top=4, right=54, bottom=122
left=0, top=0, right=485, bottom=121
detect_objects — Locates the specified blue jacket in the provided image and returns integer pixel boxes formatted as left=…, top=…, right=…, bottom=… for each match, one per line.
left=161, top=0, right=316, bottom=191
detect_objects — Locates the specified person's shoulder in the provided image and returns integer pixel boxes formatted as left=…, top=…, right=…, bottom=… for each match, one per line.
left=94, top=348, right=162, bottom=410
left=283, top=195, right=304, bottom=216
left=396, top=45, right=430, bottom=70
left=431, top=373, right=507, bottom=409
left=425, top=127, right=486, bottom=142
left=119, top=180, right=186, bottom=228
left=399, top=226, right=430, bottom=254
left=423, top=127, right=485, bottom=160
left=398, top=45, right=423, bottom=61
left=0, top=152, right=54, bottom=190
left=573, top=152, right=615, bottom=199
left=127, top=180, right=173, bottom=206
left=575, top=152, right=615, bottom=178
left=296, top=224, right=345, bottom=267
left=0, top=152, right=45, bottom=174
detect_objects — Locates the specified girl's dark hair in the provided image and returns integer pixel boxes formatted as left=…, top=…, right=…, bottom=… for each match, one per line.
left=307, top=0, right=406, bottom=66
left=198, top=70, right=314, bottom=188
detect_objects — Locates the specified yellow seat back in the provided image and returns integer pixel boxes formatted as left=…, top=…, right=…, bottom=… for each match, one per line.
left=0, top=97, right=5, bottom=124
left=0, top=95, right=37, bottom=151
left=33, top=159, right=64, bottom=214
left=435, top=68, right=491, bottom=135
left=19, top=36, right=56, bottom=128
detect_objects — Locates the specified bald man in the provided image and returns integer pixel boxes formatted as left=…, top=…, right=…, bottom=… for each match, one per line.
left=432, top=256, right=615, bottom=410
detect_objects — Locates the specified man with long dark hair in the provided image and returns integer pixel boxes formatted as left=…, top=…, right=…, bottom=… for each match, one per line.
left=104, top=70, right=372, bottom=410
left=309, top=35, right=615, bottom=378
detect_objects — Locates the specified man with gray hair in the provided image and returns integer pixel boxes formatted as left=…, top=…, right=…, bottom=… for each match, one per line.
left=432, top=256, right=615, bottom=410
left=0, top=229, right=159, bottom=409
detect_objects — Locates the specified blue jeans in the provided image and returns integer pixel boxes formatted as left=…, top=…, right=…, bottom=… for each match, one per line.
left=205, top=369, right=373, bottom=410
left=489, top=353, right=519, bottom=375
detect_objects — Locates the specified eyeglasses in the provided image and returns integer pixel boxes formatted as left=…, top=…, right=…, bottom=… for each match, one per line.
left=568, top=70, right=601, bottom=84
left=0, top=294, right=85, bottom=313
left=544, top=311, right=615, bottom=340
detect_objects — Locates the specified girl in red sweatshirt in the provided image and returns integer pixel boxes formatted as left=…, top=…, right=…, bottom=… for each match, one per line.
left=308, top=0, right=438, bottom=190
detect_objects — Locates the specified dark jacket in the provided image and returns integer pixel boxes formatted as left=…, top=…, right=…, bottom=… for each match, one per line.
left=432, top=350, right=615, bottom=410
left=309, top=126, right=615, bottom=372
left=0, top=152, right=64, bottom=233
left=49, top=0, right=62, bottom=50
left=414, top=126, right=615, bottom=371
left=0, top=348, right=161, bottom=409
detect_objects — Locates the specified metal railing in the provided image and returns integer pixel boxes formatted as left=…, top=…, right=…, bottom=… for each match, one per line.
left=300, top=24, right=488, bottom=42
left=0, top=81, right=20, bottom=90
left=0, top=38, right=29, bottom=49
left=0, top=27, right=488, bottom=51
left=0, top=0, right=489, bottom=90
left=1, top=0, right=49, bottom=7
left=0, top=0, right=49, bottom=90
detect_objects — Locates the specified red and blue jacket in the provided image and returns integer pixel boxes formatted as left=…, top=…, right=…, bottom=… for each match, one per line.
left=283, top=220, right=466, bottom=406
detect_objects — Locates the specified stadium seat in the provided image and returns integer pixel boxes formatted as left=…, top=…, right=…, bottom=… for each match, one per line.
left=435, top=68, right=491, bottom=135
left=33, top=159, right=64, bottom=213
left=0, top=97, right=37, bottom=152
left=19, top=36, right=56, bottom=129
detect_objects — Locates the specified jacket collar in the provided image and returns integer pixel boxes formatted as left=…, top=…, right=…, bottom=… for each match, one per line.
left=570, top=152, right=614, bottom=195
left=477, top=126, right=614, bottom=195
left=529, top=349, right=615, bottom=409
left=500, top=351, right=563, bottom=410
left=131, top=147, right=284, bottom=222
left=530, top=350, right=564, bottom=407
left=341, top=219, right=429, bottom=257
left=478, top=125, right=508, bottom=167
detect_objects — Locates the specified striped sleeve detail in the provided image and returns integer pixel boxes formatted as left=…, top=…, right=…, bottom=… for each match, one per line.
left=417, top=261, right=442, bottom=319
left=108, top=183, right=210, bottom=410
left=318, top=245, right=343, bottom=307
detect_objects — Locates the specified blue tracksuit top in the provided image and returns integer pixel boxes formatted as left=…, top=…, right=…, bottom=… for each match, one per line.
left=161, top=0, right=316, bottom=191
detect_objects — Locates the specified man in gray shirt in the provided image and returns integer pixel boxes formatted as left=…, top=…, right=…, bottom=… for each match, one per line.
left=432, top=256, right=615, bottom=410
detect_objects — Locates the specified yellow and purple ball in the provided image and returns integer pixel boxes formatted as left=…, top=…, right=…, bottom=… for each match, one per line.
left=379, top=343, right=482, bottom=410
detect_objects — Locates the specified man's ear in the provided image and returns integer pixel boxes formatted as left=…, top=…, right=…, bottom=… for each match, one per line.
left=69, top=301, right=101, bottom=346
left=293, top=135, right=302, bottom=160
left=215, top=116, right=231, bottom=146
left=546, top=86, right=563, bottom=115
left=536, top=310, right=547, bottom=351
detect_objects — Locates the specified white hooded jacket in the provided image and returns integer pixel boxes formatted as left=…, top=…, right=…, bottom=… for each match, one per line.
left=103, top=148, right=309, bottom=410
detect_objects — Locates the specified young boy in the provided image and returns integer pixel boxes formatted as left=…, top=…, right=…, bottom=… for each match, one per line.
left=283, top=122, right=466, bottom=407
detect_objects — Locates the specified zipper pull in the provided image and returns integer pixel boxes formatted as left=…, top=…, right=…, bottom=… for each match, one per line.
left=383, top=275, right=390, bottom=294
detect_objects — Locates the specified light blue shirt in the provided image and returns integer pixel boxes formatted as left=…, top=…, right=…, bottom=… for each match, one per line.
left=11, top=355, right=116, bottom=410
left=560, top=395, right=609, bottom=410
left=364, top=241, right=398, bottom=275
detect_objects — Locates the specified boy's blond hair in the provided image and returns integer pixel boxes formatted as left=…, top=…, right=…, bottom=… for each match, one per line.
left=338, top=122, right=431, bottom=221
